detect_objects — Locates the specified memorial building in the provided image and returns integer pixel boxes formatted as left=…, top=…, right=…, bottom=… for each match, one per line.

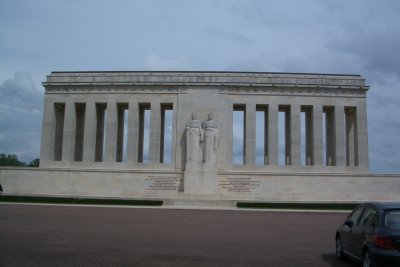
left=1, top=71, right=399, bottom=205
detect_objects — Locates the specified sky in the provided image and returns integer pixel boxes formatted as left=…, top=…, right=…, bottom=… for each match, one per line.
left=0, top=0, right=400, bottom=173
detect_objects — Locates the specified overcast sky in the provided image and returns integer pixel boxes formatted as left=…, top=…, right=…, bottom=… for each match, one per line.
left=1, top=0, right=400, bottom=173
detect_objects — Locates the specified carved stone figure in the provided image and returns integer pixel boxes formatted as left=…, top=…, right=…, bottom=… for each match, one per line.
left=185, top=112, right=203, bottom=163
left=203, top=113, right=218, bottom=164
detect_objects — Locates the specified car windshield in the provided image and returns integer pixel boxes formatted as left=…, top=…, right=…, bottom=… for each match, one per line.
left=385, top=210, right=400, bottom=229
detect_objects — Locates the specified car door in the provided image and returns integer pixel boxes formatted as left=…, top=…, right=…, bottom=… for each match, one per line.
left=341, top=206, right=365, bottom=258
left=352, top=206, right=378, bottom=260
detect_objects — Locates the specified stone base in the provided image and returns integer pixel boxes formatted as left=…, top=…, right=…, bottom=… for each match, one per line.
left=183, top=170, right=218, bottom=194
left=1, top=167, right=400, bottom=206
left=164, top=198, right=236, bottom=208
left=183, top=162, right=218, bottom=194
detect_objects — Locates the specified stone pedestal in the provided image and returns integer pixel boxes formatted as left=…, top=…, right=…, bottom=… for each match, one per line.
left=184, top=162, right=218, bottom=194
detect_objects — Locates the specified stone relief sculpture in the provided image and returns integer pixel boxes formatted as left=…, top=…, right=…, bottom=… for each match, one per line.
left=203, top=113, right=218, bottom=164
left=185, top=112, right=203, bottom=163
left=185, top=112, right=218, bottom=164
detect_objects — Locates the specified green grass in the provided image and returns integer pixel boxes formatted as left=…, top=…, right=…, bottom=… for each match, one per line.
left=0, top=195, right=163, bottom=206
left=237, top=202, right=357, bottom=210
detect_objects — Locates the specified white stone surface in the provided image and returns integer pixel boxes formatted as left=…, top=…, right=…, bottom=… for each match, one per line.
left=203, top=113, right=218, bottom=164
left=1, top=167, right=399, bottom=203
left=2, top=71, right=389, bottom=205
left=185, top=113, right=203, bottom=163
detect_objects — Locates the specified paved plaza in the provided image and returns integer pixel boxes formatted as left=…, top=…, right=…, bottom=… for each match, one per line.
left=0, top=204, right=359, bottom=267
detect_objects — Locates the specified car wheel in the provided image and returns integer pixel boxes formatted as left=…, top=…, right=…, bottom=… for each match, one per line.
left=335, top=236, right=346, bottom=260
left=363, top=249, right=373, bottom=267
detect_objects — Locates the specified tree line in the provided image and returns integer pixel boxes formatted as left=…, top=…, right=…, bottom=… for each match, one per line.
left=0, top=154, right=39, bottom=167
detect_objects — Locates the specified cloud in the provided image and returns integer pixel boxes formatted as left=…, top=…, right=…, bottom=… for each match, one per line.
left=329, top=32, right=400, bottom=80
left=143, top=53, right=192, bottom=70
left=0, top=71, right=43, bottom=162
left=0, top=71, right=42, bottom=110
left=201, top=26, right=252, bottom=46
left=1, top=1, right=400, bottom=173
left=322, top=1, right=400, bottom=77
left=367, top=77, right=400, bottom=173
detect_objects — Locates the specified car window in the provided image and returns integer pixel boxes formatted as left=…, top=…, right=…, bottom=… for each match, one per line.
left=358, top=207, right=377, bottom=227
left=347, top=206, right=364, bottom=225
left=385, top=210, right=400, bottom=229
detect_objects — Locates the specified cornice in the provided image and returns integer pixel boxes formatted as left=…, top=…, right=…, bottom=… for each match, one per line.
left=43, top=84, right=367, bottom=98
left=43, top=71, right=368, bottom=90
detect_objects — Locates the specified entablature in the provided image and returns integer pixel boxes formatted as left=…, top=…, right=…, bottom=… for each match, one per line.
left=43, top=71, right=369, bottom=93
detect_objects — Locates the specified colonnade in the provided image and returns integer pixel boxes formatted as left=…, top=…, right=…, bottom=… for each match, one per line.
left=234, top=102, right=368, bottom=168
left=41, top=99, right=175, bottom=166
left=40, top=98, right=368, bottom=169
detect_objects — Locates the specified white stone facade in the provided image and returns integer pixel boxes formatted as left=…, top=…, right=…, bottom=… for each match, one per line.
left=40, top=71, right=369, bottom=173
left=3, top=71, right=396, bottom=204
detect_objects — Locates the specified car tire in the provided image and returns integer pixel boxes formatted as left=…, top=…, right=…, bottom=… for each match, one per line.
left=363, top=249, right=373, bottom=267
left=335, top=235, right=346, bottom=260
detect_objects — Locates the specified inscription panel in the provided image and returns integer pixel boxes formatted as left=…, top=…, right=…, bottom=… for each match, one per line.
left=145, top=176, right=183, bottom=192
left=219, top=177, right=261, bottom=193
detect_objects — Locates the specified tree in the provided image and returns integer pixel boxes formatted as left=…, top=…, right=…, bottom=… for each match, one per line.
left=0, top=154, right=27, bottom=167
left=28, top=158, right=40, bottom=167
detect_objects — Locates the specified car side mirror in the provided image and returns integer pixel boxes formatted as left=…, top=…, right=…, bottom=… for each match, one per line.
left=345, top=220, right=354, bottom=227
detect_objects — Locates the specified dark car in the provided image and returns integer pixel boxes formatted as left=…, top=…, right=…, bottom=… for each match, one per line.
left=335, top=202, right=400, bottom=267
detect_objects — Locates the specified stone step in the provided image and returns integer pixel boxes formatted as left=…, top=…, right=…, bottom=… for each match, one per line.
left=164, top=198, right=237, bottom=208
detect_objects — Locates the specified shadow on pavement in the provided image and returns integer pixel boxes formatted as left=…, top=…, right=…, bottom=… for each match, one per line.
left=321, top=253, right=359, bottom=267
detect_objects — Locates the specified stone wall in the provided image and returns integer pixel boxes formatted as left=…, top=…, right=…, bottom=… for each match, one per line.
left=1, top=167, right=399, bottom=203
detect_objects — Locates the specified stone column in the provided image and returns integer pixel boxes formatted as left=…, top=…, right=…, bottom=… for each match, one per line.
left=39, top=98, right=55, bottom=162
left=255, top=105, right=268, bottom=165
left=115, top=105, right=126, bottom=162
left=325, top=108, right=334, bottom=166
left=149, top=101, right=161, bottom=163
left=345, top=108, right=357, bottom=166
left=290, top=104, right=301, bottom=165
left=61, top=100, right=76, bottom=162
left=83, top=101, right=96, bottom=162
left=312, top=105, right=323, bottom=166
left=304, top=107, right=313, bottom=165
left=126, top=100, right=139, bottom=163
left=356, top=101, right=369, bottom=170
left=284, top=107, right=291, bottom=165
left=73, top=103, right=85, bottom=161
left=335, top=105, right=346, bottom=166
left=245, top=103, right=256, bottom=165
left=171, top=103, right=177, bottom=167
left=104, top=102, right=117, bottom=162
left=226, top=104, right=234, bottom=166
left=268, top=103, right=279, bottom=165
